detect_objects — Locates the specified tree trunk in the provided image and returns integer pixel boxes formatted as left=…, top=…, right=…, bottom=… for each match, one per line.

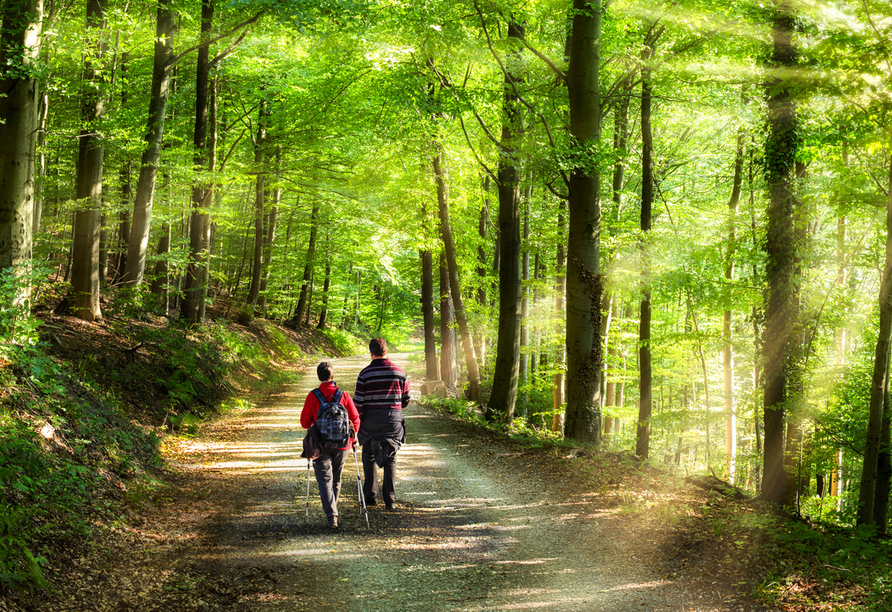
left=724, top=127, right=744, bottom=482
left=0, top=0, right=43, bottom=299
left=182, top=0, right=214, bottom=324
left=316, top=258, right=331, bottom=329
left=520, top=191, right=530, bottom=397
left=150, top=222, right=171, bottom=307
left=122, top=0, right=176, bottom=286
left=859, top=163, right=892, bottom=527
left=71, top=0, right=108, bottom=322
left=488, top=19, right=524, bottom=420
left=292, top=203, right=319, bottom=325
left=761, top=1, right=799, bottom=506
left=244, top=100, right=269, bottom=314
left=435, top=148, right=481, bottom=402
left=440, top=252, right=458, bottom=391
left=564, top=0, right=604, bottom=445
left=635, top=49, right=656, bottom=458
left=421, top=203, right=439, bottom=380
left=476, top=176, right=490, bottom=368
left=552, top=200, right=567, bottom=433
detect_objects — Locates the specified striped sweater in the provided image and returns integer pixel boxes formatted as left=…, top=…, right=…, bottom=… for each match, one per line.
left=354, top=358, right=410, bottom=415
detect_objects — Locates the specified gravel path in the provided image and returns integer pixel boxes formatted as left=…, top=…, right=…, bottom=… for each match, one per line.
left=150, top=353, right=774, bottom=612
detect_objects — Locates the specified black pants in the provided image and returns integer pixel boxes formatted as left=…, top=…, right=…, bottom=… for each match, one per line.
left=361, top=443, right=396, bottom=506
left=313, top=449, right=346, bottom=519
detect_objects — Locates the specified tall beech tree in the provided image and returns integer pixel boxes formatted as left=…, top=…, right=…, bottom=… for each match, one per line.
left=563, top=0, right=604, bottom=444
left=487, top=18, right=524, bottom=423
left=0, top=0, right=43, bottom=297
left=70, top=0, right=108, bottom=322
left=761, top=0, right=800, bottom=506
left=122, top=0, right=177, bottom=286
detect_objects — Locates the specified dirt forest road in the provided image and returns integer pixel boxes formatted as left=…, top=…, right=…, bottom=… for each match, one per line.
left=39, top=353, right=776, bottom=612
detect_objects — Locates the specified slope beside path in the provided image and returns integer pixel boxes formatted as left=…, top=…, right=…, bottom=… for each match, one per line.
left=24, top=353, right=774, bottom=612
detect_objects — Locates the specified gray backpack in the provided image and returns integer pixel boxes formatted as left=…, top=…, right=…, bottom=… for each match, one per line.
left=312, top=388, right=351, bottom=452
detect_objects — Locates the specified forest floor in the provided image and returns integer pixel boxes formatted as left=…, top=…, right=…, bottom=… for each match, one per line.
left=5, top=351, right=784, bottom=612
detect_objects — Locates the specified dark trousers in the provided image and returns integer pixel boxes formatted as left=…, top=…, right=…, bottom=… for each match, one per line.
left=313, top=449, right=346, bottom=519
left=361, top=443, right=396, bottom=505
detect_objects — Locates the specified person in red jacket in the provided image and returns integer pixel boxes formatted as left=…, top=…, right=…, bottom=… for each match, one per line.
left=301, top=361, right=360, bottom=528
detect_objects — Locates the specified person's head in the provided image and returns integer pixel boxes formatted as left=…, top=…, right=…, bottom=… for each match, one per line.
left=369, top=337, right=387, bottom=358
left=317, top=361, right=334, bottom=381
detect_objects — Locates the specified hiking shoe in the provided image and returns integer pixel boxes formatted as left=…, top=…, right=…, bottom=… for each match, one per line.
left=385, top=502, right=394, bottom=510
left=327, top=517, right=338, bottom=529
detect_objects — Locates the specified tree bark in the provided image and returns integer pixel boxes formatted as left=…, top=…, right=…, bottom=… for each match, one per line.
left=858, top=163, right=892, bottom=528
left=316, top=258, right=331, bottom=329
left=552, top=200, right=567, bottom=433
left=122, top=0, right=177, bottom=286
left=725, top=128, right=744, bottom=482
left=564, top=0, right=604, bottom=445
left=292, top=203, right=319, bottom=325
left=421, top=201, right=439, bottom=380
left=761, top=1, right=799, bottom=506
left=244, top=100, right=268, bottom=314
left=182, top=0, right=214, bottom=324
left=70, top=0, right=108, bottom=322
left=488, top=19, right=524, bottom=421
left=440, top=252, right=458, bottom=391
left=0, top=0, right=43, bottom=299
left=635, top=44, right=656, bottom=458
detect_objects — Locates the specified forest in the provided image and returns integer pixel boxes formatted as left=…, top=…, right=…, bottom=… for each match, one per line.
left=1, top=0, right=892, bottom=584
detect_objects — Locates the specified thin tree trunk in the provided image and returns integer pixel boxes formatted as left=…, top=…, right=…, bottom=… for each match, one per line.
left=636, top=60, right=656, bottom=458
left=421, top=202, right=439, bottom=380
left=488, top=19, right=524, bottom=420
left=476, top=176, right=490, bottom=368
left=435, top=148, right=481, bottom=402
left=122, top=0, right=177, bottom=286
left=244, top=100, right=268, bottom=314
left=725, top=127, right=744, bottom=482
left=316, top=258, right=331, bottom=329
left=440, top=252, right=458, bottom=391
left=520, top=190, right=530, bottom=396
left=552, top=200, right=567, bottom=433
left=71, top=0, right=108, bottom=322
left=292, top=203, right=319, bottom=325
left=182, top=0, right=213, bottom=324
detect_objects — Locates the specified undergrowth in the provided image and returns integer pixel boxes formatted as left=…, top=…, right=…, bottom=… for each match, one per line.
left=0, top=284, right=338, bottom=598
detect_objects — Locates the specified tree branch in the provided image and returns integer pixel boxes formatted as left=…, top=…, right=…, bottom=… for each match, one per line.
left=171, top=11, right=264, bottom=67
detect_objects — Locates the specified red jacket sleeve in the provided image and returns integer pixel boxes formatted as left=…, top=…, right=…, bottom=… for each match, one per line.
left=300, top=391, right=320, bottom=430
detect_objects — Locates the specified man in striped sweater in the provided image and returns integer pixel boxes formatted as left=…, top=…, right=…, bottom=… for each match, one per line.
left=354, top=337, right=410, bottom=510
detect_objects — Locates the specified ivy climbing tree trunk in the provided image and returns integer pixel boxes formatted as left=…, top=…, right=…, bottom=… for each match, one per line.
left=123, top=0, right=177, bottom=286
left=0, top=0, right=43, bottom=299
left=563, top=0, right=604, bottom=445
left=761, top=0, right=799, bottom=505
left=488, top=18, right=524, bottom=422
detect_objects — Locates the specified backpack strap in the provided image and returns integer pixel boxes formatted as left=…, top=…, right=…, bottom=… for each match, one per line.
left=333, top=389, right=343, bottom=403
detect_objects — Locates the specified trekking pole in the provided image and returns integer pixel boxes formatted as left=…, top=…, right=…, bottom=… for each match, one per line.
left=305, top=458, right=312, bottom=524
left=353, top=442, right=370, bottom=528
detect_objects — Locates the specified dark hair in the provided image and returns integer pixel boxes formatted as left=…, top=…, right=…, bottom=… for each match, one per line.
left=317, top=361, right=334, bottom=381
left=369, top=337, right=387, bottom=357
